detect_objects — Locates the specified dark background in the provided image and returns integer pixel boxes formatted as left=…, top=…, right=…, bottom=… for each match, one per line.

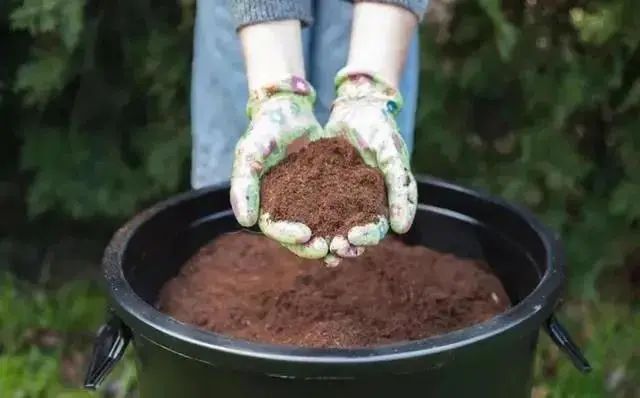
left=1, top=0, right=638, bottom=396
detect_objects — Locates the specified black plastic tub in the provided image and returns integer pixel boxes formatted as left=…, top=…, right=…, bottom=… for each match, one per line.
left=85, top=176, right=590, bottom=397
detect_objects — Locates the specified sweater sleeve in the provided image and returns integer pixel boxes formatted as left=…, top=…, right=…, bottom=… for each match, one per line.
left=229, top=0, right=313, bottom=28
left=353, top=0, right=429, bottom=21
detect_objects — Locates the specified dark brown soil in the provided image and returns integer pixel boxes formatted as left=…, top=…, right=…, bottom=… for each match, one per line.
left=157, top=233, right=510, bottom=348
left=261, top=137, right=387, bottom=237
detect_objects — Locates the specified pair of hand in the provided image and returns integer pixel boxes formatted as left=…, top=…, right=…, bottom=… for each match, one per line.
left=230, top=71, right=417, bottom=263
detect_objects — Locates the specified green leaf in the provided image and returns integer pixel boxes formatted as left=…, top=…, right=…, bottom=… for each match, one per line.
left=21, top=129, right=152, bottom=218
left=615, top=78, right=640, bottom=113
left=609, top=182, right=640, bottom=221
left=13, top=50, right=67, bottom=107
left=570, top=5, right=622, bottom=46
left=477, top=0, right=518, bottom=60
left=132, top=124, right=190, bottom=191
left=10, top=0, right=85, bottom=50
left=553, top=70, right=587, bottom=127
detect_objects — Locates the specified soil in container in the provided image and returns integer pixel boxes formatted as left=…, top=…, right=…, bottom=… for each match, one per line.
left=158, top=233, right=511, bottom=348
left=260, top=137, right=387, bottom=238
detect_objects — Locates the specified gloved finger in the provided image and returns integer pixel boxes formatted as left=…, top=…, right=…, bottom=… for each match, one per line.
left=281, top=236, right=329, bottom=259
left=230, top=134, right=262, bottom=227
left=323, top=254, right=342, bottom=267
left=259, top=213, right=312, bottom=244
left=329, top=236, right=366, bottom=257
left=379, top=155, right=417, bottom=233
left=372, top=127, right=417, bottom=234
left=347, top=216, right=389, bottom=246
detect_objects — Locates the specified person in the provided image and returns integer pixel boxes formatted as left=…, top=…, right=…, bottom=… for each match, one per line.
left=191, top=1, right=428, bottom=263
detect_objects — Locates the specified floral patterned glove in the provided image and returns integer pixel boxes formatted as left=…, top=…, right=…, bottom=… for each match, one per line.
left=230, top=76, right=329, bottom=258
left=323, top=69, right=418, bottom=259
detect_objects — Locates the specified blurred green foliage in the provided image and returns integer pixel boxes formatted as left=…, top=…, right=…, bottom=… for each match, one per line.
left=415, top=0, right=640, bottom=297
left=1, top=0, right=639, bottom=397
left=2, top=0, right=638, bottom=294
left=2, top=0, right=193, bottom=220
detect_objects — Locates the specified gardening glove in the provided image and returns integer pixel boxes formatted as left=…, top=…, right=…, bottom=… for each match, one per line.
left=230, top=76, right=330, bottom=259
left=323, top=69, right=418, bottom=260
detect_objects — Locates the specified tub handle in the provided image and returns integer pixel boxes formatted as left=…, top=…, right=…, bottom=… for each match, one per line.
left=84, top=314, right=131, bottom=389
left=545, top=315, right=592, bottom=373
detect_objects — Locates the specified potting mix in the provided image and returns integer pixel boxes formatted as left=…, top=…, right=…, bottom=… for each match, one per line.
left=261, top=137, right=387, bottom=237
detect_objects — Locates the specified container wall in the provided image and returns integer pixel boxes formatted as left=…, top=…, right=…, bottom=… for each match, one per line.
left=133, top=332, right=539, bottom=398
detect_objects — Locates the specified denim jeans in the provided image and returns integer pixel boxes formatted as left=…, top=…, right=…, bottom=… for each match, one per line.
left=191, top=0, right=420, bottom=189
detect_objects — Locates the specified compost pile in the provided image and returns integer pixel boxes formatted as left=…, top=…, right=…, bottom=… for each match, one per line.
left=158, top=233, right=510, bottom=348
left=260, top=137, right=387, bottom=237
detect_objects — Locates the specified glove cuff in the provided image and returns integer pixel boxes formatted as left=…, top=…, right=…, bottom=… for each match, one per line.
left=333, top=67, right=404, bottom=116
left=247, top=76, right=316, bottom=119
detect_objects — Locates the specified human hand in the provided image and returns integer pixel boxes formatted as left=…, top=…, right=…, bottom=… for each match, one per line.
left=230, top=76, right=330, bottom=258
left=323, top=70, right=418, bottom=260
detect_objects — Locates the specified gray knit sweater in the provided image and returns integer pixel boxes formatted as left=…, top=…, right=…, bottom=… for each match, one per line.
left=230, top=0, right=428, bottom=27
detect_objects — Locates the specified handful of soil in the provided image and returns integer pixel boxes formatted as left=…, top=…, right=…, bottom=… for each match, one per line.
left=261, top=137, right=387, bottom=237
left=158, top=233, right=510, bottom=348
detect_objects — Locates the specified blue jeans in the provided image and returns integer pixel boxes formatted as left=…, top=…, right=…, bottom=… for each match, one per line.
left=191, top=0, right=420, bottom=189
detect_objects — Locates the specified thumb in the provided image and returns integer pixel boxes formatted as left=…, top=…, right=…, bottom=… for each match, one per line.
left=230, top=135, right=261, bottom=227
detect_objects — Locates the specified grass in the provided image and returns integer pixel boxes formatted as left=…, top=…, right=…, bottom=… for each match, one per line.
left=0, top=274, right=638, bottom=398
left=0, top=275, right=137, bottom=398
left=534, top=301, right=640, bottom=398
